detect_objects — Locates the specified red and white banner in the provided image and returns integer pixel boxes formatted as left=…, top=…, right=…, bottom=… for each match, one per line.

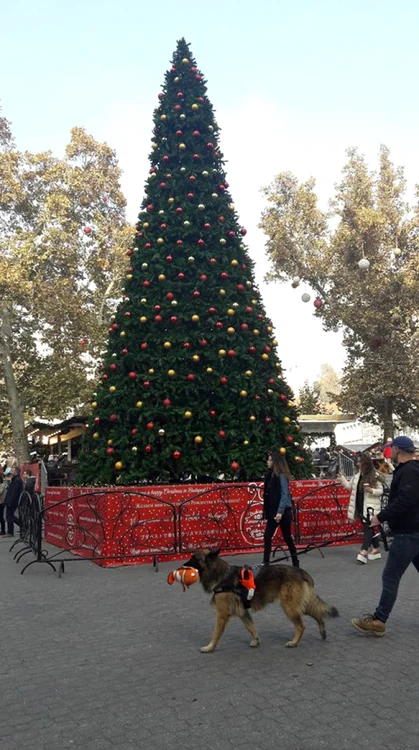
left=44, top=480, right=359, bottom=567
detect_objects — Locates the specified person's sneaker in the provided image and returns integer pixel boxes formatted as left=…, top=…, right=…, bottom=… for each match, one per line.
left=351, top=614, right=386, bottom=637
left=368, top=551, right=382, bottom=561
left=357, top=553, right=368, bottom=564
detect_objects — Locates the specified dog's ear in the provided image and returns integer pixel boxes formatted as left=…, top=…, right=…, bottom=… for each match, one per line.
left=207, top=547, right=221, bottom=558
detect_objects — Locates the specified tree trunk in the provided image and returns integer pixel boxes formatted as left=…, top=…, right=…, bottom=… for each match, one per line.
left=0, top=307, right=30, bottom=464
left=382, top=396, right=394, bottom=441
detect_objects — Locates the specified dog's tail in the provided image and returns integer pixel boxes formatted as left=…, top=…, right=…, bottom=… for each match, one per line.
left=305, top=588, right=339, bottom=620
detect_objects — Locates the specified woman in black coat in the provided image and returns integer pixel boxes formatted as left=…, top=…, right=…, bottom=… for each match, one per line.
left=4, top=466, right=24, bottom=536
left=263, top=451, right=299, bottom=567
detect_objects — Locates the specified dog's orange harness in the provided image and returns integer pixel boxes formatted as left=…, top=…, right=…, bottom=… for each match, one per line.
left=214, top=565, right=256, bottom=608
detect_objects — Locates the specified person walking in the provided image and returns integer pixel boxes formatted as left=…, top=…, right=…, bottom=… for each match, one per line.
left=263, top=451, right=299, bottom=567
left=352, top=436, right=419, bottom=636
left=338, top=453, right=384, bottom=563
left=0, top=466, right=5, bottom=536
left=3, top=466, right=23, bottom=537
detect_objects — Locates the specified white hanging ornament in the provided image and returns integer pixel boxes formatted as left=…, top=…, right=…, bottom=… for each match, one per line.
left=301, top=293, right=311, bottom=303
left=393, top=247, right=401, bottom=256
left=358, top=257, right=370, bottom=271
left=291, top=276, right=300, bottom=288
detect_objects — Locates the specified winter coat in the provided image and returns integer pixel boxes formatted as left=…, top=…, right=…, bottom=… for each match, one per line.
left=339, top=471, right=383, bottom=521
left=263, top=470, right=292, bottom=519
left=4, top=475, right=24, bottom=511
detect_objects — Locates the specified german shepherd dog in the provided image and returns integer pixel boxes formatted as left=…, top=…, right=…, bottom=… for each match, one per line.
left=184, top=549, right=339, bottom=652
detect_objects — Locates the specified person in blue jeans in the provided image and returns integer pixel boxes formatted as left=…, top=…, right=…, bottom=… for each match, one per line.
left=262, top=451, right=299, bottom=567
left=352, top=436, right=419, bottom=636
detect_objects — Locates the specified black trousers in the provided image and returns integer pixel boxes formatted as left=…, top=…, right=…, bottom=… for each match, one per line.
left=362, top=521, right=380, bottom=552
left=263, top=507, right=299, bottom=566
left=0, top=503, right=4, bottom=534
left=2, top=505, right=17, bottom=535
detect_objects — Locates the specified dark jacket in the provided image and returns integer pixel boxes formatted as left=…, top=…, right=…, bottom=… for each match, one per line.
left=4, top=475, right=24, bottom=511
left=377, top=460, right=419, bottom=534
left=24, top=476, right=36, bottom=497
left=263, top=470, right=292, bottom=519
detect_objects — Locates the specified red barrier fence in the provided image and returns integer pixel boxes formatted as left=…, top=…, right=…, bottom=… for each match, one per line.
left=41, top=480, right=361, bottom=568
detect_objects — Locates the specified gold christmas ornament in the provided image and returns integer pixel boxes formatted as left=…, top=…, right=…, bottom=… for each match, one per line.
left=179, top=143, right=186, bottom=150
left=168, top=197, right=175, bottom=204
left=163, top=341, right=172, bottom=349
left=120, top=330, right=126, bottom=337
left=245, top=370, right=253, bottom=377
left=227, top=327, right=235, bottom=334
left=114, top=461, right=123, bottom=470
left=140, top=316, right=147, bottom=323
left=143, top=222, right=149, bottom=228
left=191, top=314, right=200, bottom=322
left=261, top=353, right=269, bottom=360
left=227, top=308, right=235, bottom=316
left=168, top=369, right=176, bottom=377
left=194, top=435, right=203, bottom=444
left=136, top=401, right=143, bottom=408
left=107, top=439, right=113, bottom=445
left=206, top=367, right=213, bottom=374
left=158, top=273, right=166, bottom=281
left=283, top=416, right=291, bottom=424
left=157, top=239, right=164, bottom=246
left=231, top=259, right=239, bottom=266
left=171, top=299, right=178, bottom=306
left=182, top=57, right=190, bottom=64
left=249, top=415, right=256, bottom=422
left=184, top=411, right=193, bottom=419
left=160, top=114, right=167, bottom=121
left=253, top=329, right=260, bottom=336
left=93, top=432, right=100, bottom=439
left=279, top=447, right=287, bottom=455
left=243, top=440, right=249, bottom=446
left=240, top=390, right=248, bottom=397
left=148, top=368, right=155, bottom=375
left=219, top=288, right=226, bottom=296
left=218, top=349, right=227, bottom=357
left=126, top=274, right=133, bottom=280
left=192, top=354, right=200, bottom=362
left=109, top=386, right=116, bottom=393
left=191, top=103, right=199, bottom=110
left=91, top=401, right=98, bottom=408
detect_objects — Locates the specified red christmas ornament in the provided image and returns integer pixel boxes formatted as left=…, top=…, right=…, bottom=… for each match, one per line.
left=106, top=447, right=115, bottom=456
left=198, top=96, right=204, bottom=103
left=227, top=349, right=236, bottom=357
left=240, top=228, right=247, bottom=236
left=177, top=91, right=184, bottom=98
left=170, top=315, right=178, bottom=323
left=163, top=155, right=169, bottom=162
left=199, top=338, right=208, bottom=346
left=187, top=373, right=195, bottom=381
left=220, top=376, right=228, bottom=385
left=160, top=182, right=167, bottom=189
left=231, top=461, right=240, bottom=472
left=237, top=284, right=245, bottom=292
left=79, top=337, right=88, bottom=346
left=173, top=450, right=182, bottom=460
left=286, top=436, right=294, bottom=443
left=163, top=398, right=172, bottom=407
left=280, top=394, right=287, bottom=401
left=249, top=346, right=256, bottom=354
left=220, top=272, right=229, bottom=279
left=208, top=307, right=216, bottom=314
left=178, top=272, right=185, bottom=279
left=219, top=430, right=226, bottom=438
left=183, top=342, right=191, bottom=349
left=126, top=249, right=133, bottom=257
left=200, top=274, right=208, bottom=281
left=209, top=257, right=217, bottom=264
left=240, top=323, right=248, bottom=330
left=268, top=378, right=275, bottom=384
left=203, top=223, right=210, bottom=230
left=187, top=192, right=194, bottom=199
left=143, top=280, right=150, bottom=287
left=207, top=142, right=214, bottom=149
left=228, top=231, right=235, bottom=238
left=195, top=74, right=202, bottom=81
left=176, top=129, right=183, bottom=136
left=146, top=422, right=154, bottom=430
left=193, top=154, right=200, bottom=160
left=197, top=239, right=205, bottom=246
left=121, top=349, right=128, bottom=356
left=189, top=175, right=196, bottom=182
left=246, top=306, right=253, bottom=313
left=255, top=395, right=261, bottom=400
left=124, top=311, right=131, bottom=318
left=314, top=298, right=323, bottom=309
left=158, top=92, right=164, bottom=99
left=131, top=428, right=138, bottom=435
left=166, top=292, right=174, bottom=300
left=176, top=240, right=183, bottom=246
left=219, top=184, right=226, bottom=192
left=149, top=167, right=156, bottom=174
left=258, top=314, right=263, bottom=320
left=143, top=380, right=151, bottom=388
left=160, top=223, right=167, bottom=229
left=264, top=346, right=272, bottom=353
left=219, top=216, right=225, bottom=223
left=166, top=255, right=174, bottom=262
left=193, top=290, right=200, bottom=298
left=94, top=417, right=100, bottom=424
left=265, top=417, right=272, bottom=424
left=176, top=207, right=183, bottom=214
left=110, top=414, right=118, bottom=422
left=215, top=321, right=223, bottom=329
left=102, top=374, right=108, bottom=381
left=83, top=226, right=92, bottom=235
left=111, top=323, right=119, bottom=331
left=128, top=372, right=137, bottom=380
left=174, top=104, right=181, bottom=111
left=209, top=410, right=216, bottom=418
left=145, top=445, right=152, bottom=454
left=146, top=204, right=154, bottom=212
left=154, top=305, right=161, bottom=312
left=155, top=315, right=163, bottom=323
left=193, top=130, right=200, bottom=136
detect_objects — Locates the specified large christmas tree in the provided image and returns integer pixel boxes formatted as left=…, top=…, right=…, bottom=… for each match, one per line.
left=77, top=39, right=309, bottom=485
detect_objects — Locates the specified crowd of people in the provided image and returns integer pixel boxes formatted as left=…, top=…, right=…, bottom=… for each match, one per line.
left=0, top=456, right=36, bottom=537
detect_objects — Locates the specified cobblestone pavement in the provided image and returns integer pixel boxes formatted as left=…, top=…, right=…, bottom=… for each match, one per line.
left=1, top=537, right=419, bottom=750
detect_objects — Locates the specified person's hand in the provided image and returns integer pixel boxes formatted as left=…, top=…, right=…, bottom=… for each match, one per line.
left=274, top=513, right=282, bottom=522
left=364, top=487, right=373, bottom=494
left=370, top=514, right=380, bottom=527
